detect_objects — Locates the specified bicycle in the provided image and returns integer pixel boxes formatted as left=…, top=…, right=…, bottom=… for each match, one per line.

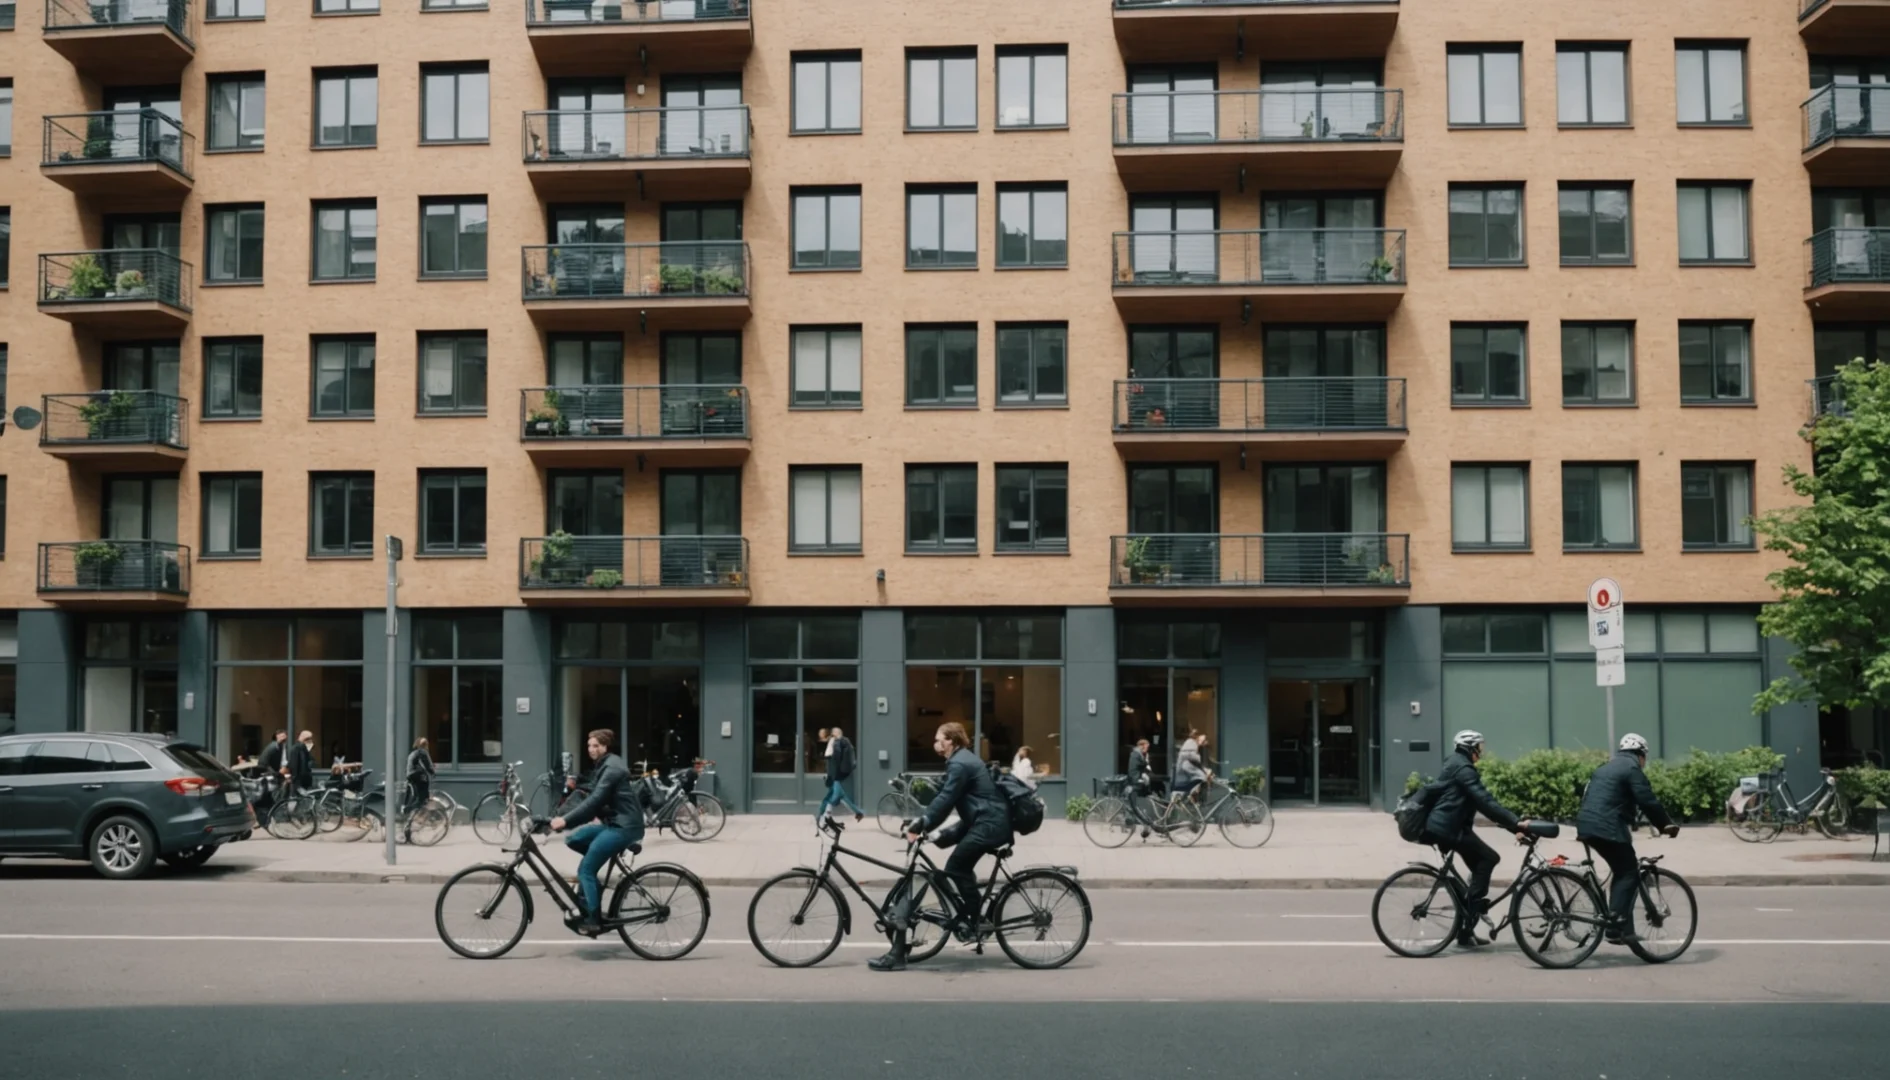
left=311, top=768, right=377, bottom=839
left=364, top=781, right=451, bottom=847
left=636, top=760, right=728, bottom=842
left=1728, top=767, right=1853, bottom=842
left=1084, top=773, right=1269, bottom=848
left=876, top=773, right=941, bottom=836
left=471, top=761, right=534, bottom=846
left=262, top=777, right=320, bottom=841
left=747, top=815, right=1091, bottom=970
left=434, top=817, right=710, bottom=961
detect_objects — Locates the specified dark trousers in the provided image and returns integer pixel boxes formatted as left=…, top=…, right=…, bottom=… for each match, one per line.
left=404, top=777, right=430, bottom=815
left=1586, top=837, right=1641, bottom=930
left=1440, top=830, right=1501, bottom=914
left=941, top=839, right=998, bottom=925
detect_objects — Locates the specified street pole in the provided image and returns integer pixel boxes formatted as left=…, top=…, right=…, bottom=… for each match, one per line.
left=1605, top=685, right=1616, bottom=753
left=384, top=535, right=402, bottom=866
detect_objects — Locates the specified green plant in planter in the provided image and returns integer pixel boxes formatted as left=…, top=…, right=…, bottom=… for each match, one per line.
left=64, top=254, right=109, bottom=299
left=659, top=263, right=701, bottom=293
left=700, top=267, right=744, bottom=295
left=527, top=389, right=569, bottom=436
left=529, top=529, right=578, bottom=583
left=1064, top=793, right=1094, bottom=822
left=114, top=268, right=148, bottom=296
left=1121, top=535, right=1153, bottom=583
left=78, top=390, right=137, bottom=438
left=83, top=117, right=115, bottom=160
left=1232, top=765, right=1267, bottom=796
left=588, top=569, right=624, bottom=589
left=1364, top=256, right=1397, bottom=283
left=1366, top=563, right=1399, bottom=585
left=73, top=541, right=125, bottom=586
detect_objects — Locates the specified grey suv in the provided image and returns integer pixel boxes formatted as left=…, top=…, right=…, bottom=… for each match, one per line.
left=0, top=733, right=255, bottom=879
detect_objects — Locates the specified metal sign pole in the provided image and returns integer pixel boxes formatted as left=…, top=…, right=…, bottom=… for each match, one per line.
left=1605, top=685, right=1616, bottom=752
left=384, top=535, right=402, bottom=867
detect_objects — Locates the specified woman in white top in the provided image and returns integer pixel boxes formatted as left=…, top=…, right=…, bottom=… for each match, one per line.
left=1011, top=746, right=1038, bottom=789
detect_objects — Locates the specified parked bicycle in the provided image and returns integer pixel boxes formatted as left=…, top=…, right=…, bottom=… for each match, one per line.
left=311, top=768, right=377, bottom=839
left=1084, top=773, right=1272, bottom=849
left=1728, top=768, right=1853, bottom=841
left=637, top=760, right=728, bottom=842
left=876, top=773, right=942, bottom=836
left=435, top=817, right=710, bottom=960
left=364, top=780, right=451, bottom=847
left=260, top=776, right=320, bottom=841
left=747, top=815, right=1091, bottom=970
left=472, top=761, right=533, bottom=846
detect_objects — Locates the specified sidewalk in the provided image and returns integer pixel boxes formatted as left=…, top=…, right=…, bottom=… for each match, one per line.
left=152, top=810, right=1890, bottom=888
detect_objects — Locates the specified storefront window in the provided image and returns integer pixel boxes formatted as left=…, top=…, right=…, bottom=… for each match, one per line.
left=0, top=618, right=16, bottom=736
left=1115, top=619, right=1220, bottom=775
left=556, top=618, right=702, bottom=774
left=81, top=617, right=180, bottom=736
left=214, top=616, right=365, bottom=763
left=749, top=615, right=861, bottom=781
left=905, top=614, right=1063, bottom=776
left=414, top=614, right=503, bottom=767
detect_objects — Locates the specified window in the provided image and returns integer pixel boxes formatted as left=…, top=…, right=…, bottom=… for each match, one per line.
left=314, top=68, right=376, bottom=147
left=420, top=470, right=486, bottom=554
left=209, top=0, right=265, bottom=17
left=1681, top=463, right=1754, bottom=550
left=996, top=466, right=1068, bottom=552
left=1562, top=464, right=1638, bottom=550
left=0, top=476, right=6, bottom=558
left=1451, top=465, right=1529, bottom=550
left=1561, top=323, right=1634, bottom=404
left=996, top=46, right=1067, bottom=128
left=1677, top=183, right=1749, bottom=264
left=202, top=474, right=262, bottom=557
left=997, top=183, right=1067, bottom=267
left=422, top=0, right=483, bottom=8
left=312, top=336, right=375, bottom=417
left=1558, top=184, right=1632, bottom=265
left=792, top=52, right=861, bottom=134
left=421, top=64, right=489, bottom=143
left=1441, top=612, right=1547, bottom=655
left=312, top=200, right=375, bottom=280
left=205, top=205, right=264, bottom=283
left=906, top=324, right=977, bottom=406
left=790, top=467, right=862, bottom=553
left=420, top=197, right=487, bottom=277
left=414, top=615, right=503, bottom=767
left=208, top=75, right=265, bottom=150
left=1450, top=323, right=1527, bottom=404
left=1676, top=43, right=1746, bottom=125
left=1679, top=322, right=1751, bottom=404
left=316, top=0, right=376, bottom=12
left=309, top=473, right=374, bottom=555
left=0, top=208, right=7, bottom=287
left=1557, top=45, right=1628, bottom=125
left=213, top=616, right=366, bottom=763
left=908, top=48, right=976, bottom=130
left=907, top=185, right=976, bottom=268
left=419, top=333, right=486, bottom=413
left=907, top=466, right=977, bottom=552
left=791, top=327, right=862, bottom=408
left=0, top=81, right=11, bottom=157
left=792, top=187, right=861, bottom=269
left=997, top=323, right=1067, bottom=406
left=1447, top=45, right=1523, bottom=126
left=1448, top=184, right=1524, bottom=266
left=204, top=338, right=263, bottom=419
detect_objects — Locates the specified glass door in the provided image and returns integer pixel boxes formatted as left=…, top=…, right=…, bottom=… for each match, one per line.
left=1127, top=465, right=1217, bottom=584
left=661, top=202, right=744, bottom=284
left=104, top=88, right=183, bottom=167
left=106, top=341, right=181, bottom=396
left=546, top=78, right=625, bottom=158
left=1267, top=678, right=1371, bottom=804
left=661, top=332, right=742, bottom=436
left=1262, top=325, right=1387, bottom=428
left=751, top=686, right=858, bottom=807
left=1126, top=66, right=1216, bottom=145
left=1262, top=194, right=1381, bottom=283
left=547, top=470, right=624, bottom=581
left=662, top=74, right=742, bottom=155
left=1264, top=464, right=1386, bottom=584
left=1130, top=195, right=1217, bottom=283
left=661, top=469, right=740, bottom=585
left=548, top=333, right=624, bottom=434
left=1115, top=667, right=1219, bottom=782
left=1813, top=189, right=1890, bottom=279
left=547, top=203, right=626, bottom=296
left=1261, top=62, right=1382, bottom=140
left=1811, top=60, right=1890, bottom=140
left=1128, top=325, right=1218, bottom=429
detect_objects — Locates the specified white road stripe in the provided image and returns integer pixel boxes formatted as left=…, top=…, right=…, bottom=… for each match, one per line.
left=1754, top=907, right=1795, bottom=912
left=1280, top=914, right=1367, bottom=919
left=4, top=933, right=1890, bottom=948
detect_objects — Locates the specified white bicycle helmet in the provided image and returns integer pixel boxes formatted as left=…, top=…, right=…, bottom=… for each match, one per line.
left=1619, top=733, right=1649, bottom=753
left=1453, top=729, right=1485, bottom=750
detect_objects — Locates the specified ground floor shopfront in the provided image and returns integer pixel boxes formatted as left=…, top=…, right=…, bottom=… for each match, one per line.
left=0, top=606, right=1832, bottom=813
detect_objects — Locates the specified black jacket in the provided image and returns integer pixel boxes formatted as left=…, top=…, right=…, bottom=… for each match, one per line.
left=407, top=747, right=436, bottom=782
left=1576, top=751, right=1674, bottom=844
left=1423, top=749, right=1520, bottom=843
left=1128, top=747, right=1152, bottom=785
left=824, top=737, right=855, bottom=784
left=285, top=742, right=314, bottom=791
left=259, top=740, right=287, bottom=776
left=560, top=753, right=646, bottom=835
left=919, top=747, right=1013, bottom=849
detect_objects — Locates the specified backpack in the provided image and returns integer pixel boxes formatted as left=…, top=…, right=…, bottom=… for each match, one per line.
left=1394, top=780, right=1443, bottom=844
left=995, top=772, right=1045, bottom=836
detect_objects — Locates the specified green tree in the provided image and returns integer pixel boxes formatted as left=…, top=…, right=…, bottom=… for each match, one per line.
left=1751, top=359, right=1890, bottom=712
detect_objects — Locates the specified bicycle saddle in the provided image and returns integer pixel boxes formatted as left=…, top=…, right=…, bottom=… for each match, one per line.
left=627, top=842, right=643, bottom=856
left=994, top=846, right=1014, bottom=860
left=1522, top=821, right=1561, bottom=839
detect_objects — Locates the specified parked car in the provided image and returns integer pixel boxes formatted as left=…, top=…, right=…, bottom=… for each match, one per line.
left=0, top=733, right=255, bottom=879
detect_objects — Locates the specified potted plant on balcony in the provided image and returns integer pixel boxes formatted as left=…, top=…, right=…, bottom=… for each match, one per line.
left=1300, top=111, right=1317, bottom=138
left=73, top=541, right=125, bottom=588
left=1367, top=562, right=1398, bottom=585
left=64, top=254, right=109, bottom=300
left=1364, top=256, right=1397, bottom=283
left=1145, top=406, right=1167, bottom=428
left=660, top=263, right=700, bottom=294
left=722, top=567, right=745, bottom=587
left=114, top=268, right=148, bottom=298
left=587, top=569, right=624, bottom=589
left=1120, top=535, right=1155, bottom=585
left=78, top=390, right=137, bottom=439
left=526, top=389, right=568, bottom=436
left=528, top=530, right=577, bottom=585
left=82, top=116, right=115, bottom=160
left=700, top=266, right=743, bottom=295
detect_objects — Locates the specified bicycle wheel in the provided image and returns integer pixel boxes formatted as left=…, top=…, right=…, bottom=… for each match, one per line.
left=1219, top=795, right=1274, bottom=849
left=612, top=865, right=710, bottom=961
left=1167, top=798, right=1207, bottom=848
left=1371, top=866, right=1462, bottom=958
left=882, top=877, right=951, bottom=964
left=406, top=806, right=450, bottom=847
left=312, top=792, right=343, bottom=834
left=877, top=792, right=917, bottom=837
left=1510, top=867, right=1605, bottom=970
left=435, top=865, right=530, bottom=960
left=993, top=869, right=1091, bottom=970
left=670, top=800, right=702, bottom=840
left=686, top=793, right=727, bottom=841
left=1081, top=797, right=1133, bottom=849
left=1626, top=866, right=1697, bottom=964
left=362, top=808, right=385, bottom=844
left=748, top=869, right=846, bottom=968
left=267, top=797, right=316, bottom=841
left=471, top=792, right=518, bottom=846
left=1817, top=791, right=1854, bottom=838
left=1729, top=796, right=1782, bottom=843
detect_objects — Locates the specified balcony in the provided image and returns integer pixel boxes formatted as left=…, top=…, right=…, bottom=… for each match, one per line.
left=38, top=540, right=190, bottom=609
left=1112, top=89, right=1402, bottom=189
left=519, top=535, right=750, bottom=606
left=1112, top=0, right=1399, bottom=63
left=1112, top=377, right=1404, bottom=460
left=1805, top=228, right=1890, bottom=319
left=1799, top=0, right=1890, bottom=56
left=42, top=0, right=195, bottom=84
left=1108, top=532, right=1409, bottom=606
left=1111, top=229, right=1405, bottom=321
left=1808, top=375, right=1850, bottom=423
left=521, top=384, right=750, bottom=465
left=38, top=250, right=192, bottom=335
left=521, top=241, right=749, bottom=331
left=1802, top=84, right=1890, bottom=182
left=523, top=106, right=750, bottom=200
left=40, top=111, right=193, bottom=200
left=525, top=0, right=752, bottom=75
left=39, top=391, right=188, bottom=469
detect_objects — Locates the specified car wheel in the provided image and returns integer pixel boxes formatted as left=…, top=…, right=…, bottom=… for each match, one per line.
left=162, top=845, right=219, bottom=870
left=90, top=815, right=158, bottom=880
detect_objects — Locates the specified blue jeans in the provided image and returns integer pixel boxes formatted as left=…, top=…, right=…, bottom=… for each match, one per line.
left=815, top=778, right=863, bottom=820
left=564, top=823, right=638, bottom=916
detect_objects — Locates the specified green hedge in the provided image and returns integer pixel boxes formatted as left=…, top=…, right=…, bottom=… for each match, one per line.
left=1064, top=793, right=1094, bottom=822
left=1404, top=746, right=1790, bottom=823
left=1836, top=766, right=1890, bottom=808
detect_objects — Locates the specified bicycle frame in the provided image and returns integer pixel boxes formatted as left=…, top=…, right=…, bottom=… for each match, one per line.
left=1413, top=835, right=1552, bottom=933
left=485, top=827, right=665, bottom=931
left=799, top=823, right=1032, bottom=939
left=1768, top=771, right=1838, bottom=825
left=1120, top=785, right=1202, bottom=836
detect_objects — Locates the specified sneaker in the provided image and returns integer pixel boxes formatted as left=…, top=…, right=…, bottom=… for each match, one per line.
left=855, top=812, right=865, bottom=823
left=1604, top=929, right=1642, bottom=945
left=563, top=912, right=590, bottom=934
left=867, top=950, right=908, bottom=972
left=951, top=918, right=994, bottom=944
left=1456, top=924, right=1493, bottom=948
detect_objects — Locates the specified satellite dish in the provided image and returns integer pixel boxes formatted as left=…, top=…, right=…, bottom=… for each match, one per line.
left=12, top=406, right=43, bottom=431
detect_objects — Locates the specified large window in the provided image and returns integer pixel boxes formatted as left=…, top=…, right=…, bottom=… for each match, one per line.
left=559, top=619, right=703, bottom=776
left=1561, top=322, right=1634, bottom=404
left=790, top=467, right=862, bottom=553
left=421, top=64, right=489, bottom=143
left=996, top=466, right=1067, bottom=553
left=1448, top=184, right=1524, bottom=266
left=414, top=615, right=502, bottom=768
left=793, top=52, right=861, bottom=134
left=310, top=472, right=374, bottom=555
left=1450, top=323, right=1527, bottom=405
left=1451, top=464, right=1529, bottom=551
left=0, top=617, right=15, bottom=736
left=1562, top=464, right=1638, bottom=550
left=1558, top=184, right=1632, bottom=265
left=208, top=75, right=265, bottom=150
left=792, top=187, right=861, bottom=269
left=908, top=47, right=976, bottom=130
left=1681, top=463, right=1754, bottom=550
left=906, top=465, right=977, bottom=552
left=1116, top=620, right=1219, bottom=776
left=1679, top=322, right=1751, bottom=404
left=312, top=335, right=375, bottom=416
left=1677, top=183, right=1749, bottom=264
left=1676, top=43, right=1747, bottom=125
left=791, top=326, right=862, bottom=408
left=1556, top=44, right=1628, bottom=125
left=907, top=185, right=976, bottom=268
left=316, top=0, right=377, bottom=12
left=1447, top=44, right=1523, bottom=126
left=206, top=204, right=264, bottom=283
left=749, top=615, right=857, bottom=789
left=79, top=618, right=180, bottom=737
left=997, top=183, right=1067, bottom=267
left=996, top=46, right=1066, bottom=128
left=420, top=197, right=487, bottom=277
left=906, top=613, right=1063, bottom=775
left=312, top=200, right=376, bottom=281
left=314, top=67, right=377, bottom=147
left=419, top=332, right=486, bottom=413
left=202, top=474, right=262, bottom=557
left=421, top=470, right=486, bottom=554
left=997, top=323, right=1067, bottom=406
left=214, top=616, right=365, bottom=764
left=0, top=82, right=9, bottom=158
left=204, top=338, right=263, bottom=419
left=906, top=324, right=977, bottom=406
left=209, top=0, right=265, bottom=17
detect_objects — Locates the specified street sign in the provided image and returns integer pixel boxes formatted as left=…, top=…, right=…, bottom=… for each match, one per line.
left=1588, top=577, right=1621, bottom=613
left=1596, top=646, right=1626, bottom=687
left=1588, top=577, right=1624, bottom=649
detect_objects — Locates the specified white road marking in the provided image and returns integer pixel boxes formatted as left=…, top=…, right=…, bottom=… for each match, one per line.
left=1280, top=914, right=1367, bottom=919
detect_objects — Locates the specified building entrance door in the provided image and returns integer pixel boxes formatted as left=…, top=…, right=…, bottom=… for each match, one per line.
left=1267, top=678, right=1373, bottom=804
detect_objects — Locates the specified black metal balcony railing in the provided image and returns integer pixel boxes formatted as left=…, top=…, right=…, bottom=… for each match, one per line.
left=1806, top=228, right=1890, bottom=288
left=42, top=110, right=194, bottom=176
left=524, top=106, right=750, bottom=161
left=39, top=250, right=193, bottom=309
left=1112, top=89, right=1403, bottom=146
left=1113, top=377, right=1405, bottom=433
left=44, top=0, right=190, bottom=37
left=38, top=540, right=190, bottom=595
left=525, top=0, right=747, bottom=26
left=519, top=535, right=749, bottom=590
left=1111, top=533, right=1410, bottom=589
left=41, top=391, right=188, bottom=448
left=1803, top=83, right=1890, bottom=151
left=521, top=241, right=748, bottom=300
left=1809, top=375, right=1848, bottom=421
left=521, top=385, right=749, bottom=440
left=1113, top=229, right=1406, bottom=287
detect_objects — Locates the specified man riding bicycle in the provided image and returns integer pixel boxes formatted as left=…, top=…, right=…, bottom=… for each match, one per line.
left=1421, top=730, right=1533, bottom=948
left=550, top=728, right=646, bottom=936
left=1576, top=733, right=1680, bottom=945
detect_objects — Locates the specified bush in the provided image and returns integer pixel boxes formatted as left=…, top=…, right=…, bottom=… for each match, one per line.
left=1478, top=749, right=1606, bottom=822
left=1231, top=765, right=1266, bottom=796
left=1836, top=766, right=1890, bottom=808
left=1643, top=746, right=1786, bottom=822
left=1064, top=793, right=1094, bottom=822
left=1404, top=771, right=1429, bottom=796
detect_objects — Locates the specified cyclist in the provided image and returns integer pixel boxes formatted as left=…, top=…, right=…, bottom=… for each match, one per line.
left=550, top=728, right=646, bottom=936
left=872, top=721, right=1013, bottom=972
left=1126, top=738, right=1157, bottom=840
left=403, top=737, right=436, bottom=843
left=1173, top=729, right=1211, bottom=803
left=1421, top=730, right=1534, bottom=948
left=1576, top=733, right=1680, bottom=946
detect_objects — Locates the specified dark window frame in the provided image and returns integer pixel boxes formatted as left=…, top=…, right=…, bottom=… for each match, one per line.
left=905, top=323, right=979, bottom=408
left=419, top=469, right=487, bottom=555
left=411, top=614, right=505, bottom=769
left=1560, top=321, right=1637, bottom=406
left=994, top=464, right=1069, bottom=553
left=419, top=62, right=490, bottom=145
left=996, top=322, right=1068, bottom=408
left=417, top=332, right=487, bottom=415
left=310, top=199, right=377, bottom=282
left=1676, top=181, right=1751, bottom=265
left=1450, top=463, right=1531, bottom=552
left=418, top=196, right=488, bottom=279
left=314, top=0, right=377, bottom=14
left=1555, top=42, right=1631, bottom=127
left=201, top=472, right=263, bottom=558
left=790, top=186, right=862, bottom=271
left=906, top=183, right=978, bottom=269
left=204, top=203, right=265, bottom=284
left=1447, top=183, right=1526, bottom=267
left=206, top=73, right=266, bottom=151
left=310, top=334, right=376, bottom=418
left=1680, top=461, right=1756, bottom=551
left=207, top=0, right=266, bottom=19
left=996, top=182, right=1068, bottom=268
left=789, top=325, right=863, bottom=409
left=1558, top=182, right=1634, bottom=266
left=905, top=464, right=979, bottom=554
left=1675, top=41, right=1750, bottom=127
left=790, top=50, right=863, bottom=135
left=1561, top=462, right=1640, bottom=552
left=995, top=45, right=1068, bottom=130
left=788, top=466, right=863, bottom=554
left=906, top=46, right=978, bottom=132
left=308, top=471, right=375, bottom=557
left=203, top=337, right=264, bottom=420
left=312, top=67, right=377, bottom=148
left=1446, top=43, right=1525, bottom=128
left=1679, top=321, right=1753, bottom=405
left=1450, top=322, right=1529, bottom=406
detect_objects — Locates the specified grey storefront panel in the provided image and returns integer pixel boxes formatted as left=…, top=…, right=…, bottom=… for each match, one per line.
left=703, top=610, right=747, bottom=810
left=1381, top=605, right=1442, bottom=808
left=857, top=608, right=905, bottom=812
left=17, top=610, right=77, bottom=734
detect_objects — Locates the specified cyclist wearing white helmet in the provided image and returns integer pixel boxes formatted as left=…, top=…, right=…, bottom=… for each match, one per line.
left=1420, top=729, right=1533, bottom=948
left=1576, top=733, right=1679, bottom=945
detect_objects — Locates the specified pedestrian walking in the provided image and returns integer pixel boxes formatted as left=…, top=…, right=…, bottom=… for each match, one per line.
left=405, top=737, right=437, bottom=842
left=815, top=726, right=864, bottom=823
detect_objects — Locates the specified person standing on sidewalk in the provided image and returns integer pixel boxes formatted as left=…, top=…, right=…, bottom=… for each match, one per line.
left=815, top=726, right=864, bottom=823
left=286, top=731, right=316, bottom=795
